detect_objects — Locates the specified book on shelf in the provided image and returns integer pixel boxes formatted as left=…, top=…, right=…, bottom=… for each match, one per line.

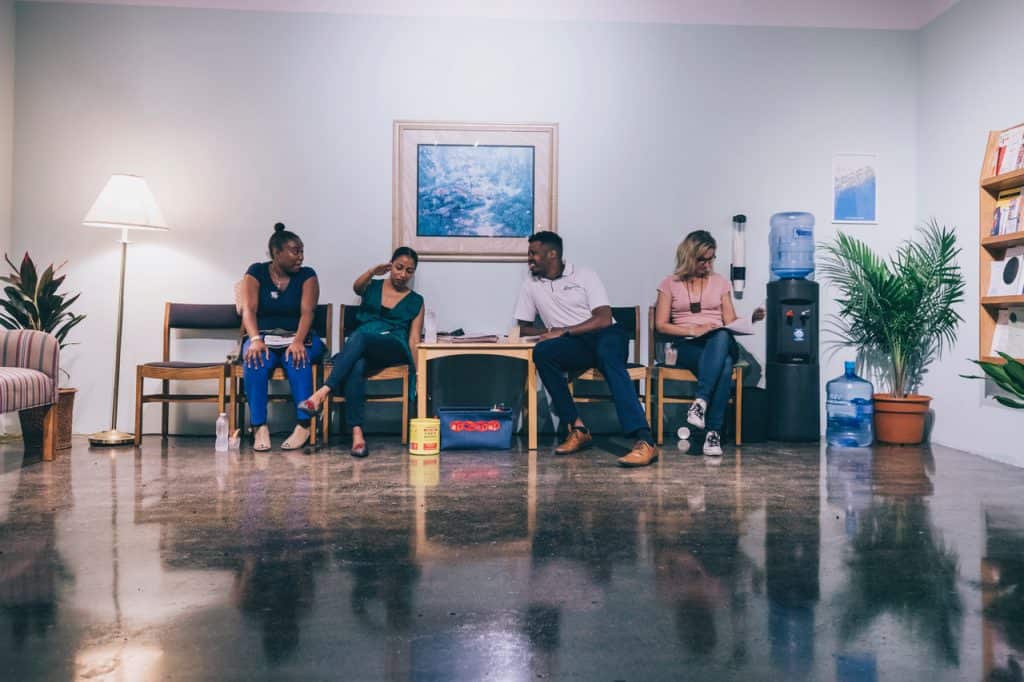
left=989, top=246, right=1024, bottom=296
left=994, top=124, right=1024, bottom=176
left=993, top=188, right=1023, bottom=236
left=991, top=307, right=1024, bottom=357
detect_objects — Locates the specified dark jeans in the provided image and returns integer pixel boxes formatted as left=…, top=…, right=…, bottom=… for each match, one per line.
left=673, top=328, right=738, bottom=431
left=533, top=325, right=651, bottom=440
left=324, top=332, right=408, bottom=428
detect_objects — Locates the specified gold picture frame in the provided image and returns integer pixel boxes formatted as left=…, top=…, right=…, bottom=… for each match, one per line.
left=392, top=120, right=558, bottom=262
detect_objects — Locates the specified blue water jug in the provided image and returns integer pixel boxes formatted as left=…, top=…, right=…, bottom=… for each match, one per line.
left=826, top=361, right=874, bottom=447
left=770, top=211, right=815, bottom=279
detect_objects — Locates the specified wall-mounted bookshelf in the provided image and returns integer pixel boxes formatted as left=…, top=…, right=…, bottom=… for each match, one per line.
left=979, top=125, right=1024, bottom=364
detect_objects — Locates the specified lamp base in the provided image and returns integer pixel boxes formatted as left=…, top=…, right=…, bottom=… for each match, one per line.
left=88, top=429, right=135, bottom=447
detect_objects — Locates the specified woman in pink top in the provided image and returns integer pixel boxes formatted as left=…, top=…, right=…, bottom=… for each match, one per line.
left=655, top=230, right=763, bottom=455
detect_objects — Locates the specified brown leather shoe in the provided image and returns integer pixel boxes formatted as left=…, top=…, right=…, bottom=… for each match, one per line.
left=555, top=428, right=593, bottom=454
left=617, top=440, right=659, bottom=467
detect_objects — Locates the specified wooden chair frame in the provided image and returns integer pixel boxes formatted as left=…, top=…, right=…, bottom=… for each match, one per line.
left=321, top=303, right=410, bottom=445
left=568, top=305, right=652, bottom=422
left=230, top=304, right=333, bottom=446
left=134, top=302, right=240, bottom=445
left=649, top=305, right=743, bottom=445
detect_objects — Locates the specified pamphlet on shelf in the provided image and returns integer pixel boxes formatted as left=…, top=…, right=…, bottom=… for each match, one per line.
left=988, top=246, right=1024, bottom=296
left=996, top=125, right=1024, bottom=175
left=993, top=189, right=1023, bottom=236
left=991, top=307, right=1024, bottom=357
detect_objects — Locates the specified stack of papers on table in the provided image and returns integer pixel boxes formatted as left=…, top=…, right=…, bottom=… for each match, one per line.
left=437, top=334, right=501, bottom=344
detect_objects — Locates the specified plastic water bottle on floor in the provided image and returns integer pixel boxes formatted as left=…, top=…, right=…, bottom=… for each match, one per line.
left=826, top=361, right=874, bottom=447
left=215, top=412, right=229, bottom=451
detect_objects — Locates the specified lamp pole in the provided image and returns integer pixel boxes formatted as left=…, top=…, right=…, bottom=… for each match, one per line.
left=90, top=229, right=133, bottom=446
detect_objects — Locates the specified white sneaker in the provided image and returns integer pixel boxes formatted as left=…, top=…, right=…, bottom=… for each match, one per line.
left=687, top=399, right=707, bottom=430
left=703, top=430, right=723, bottom=456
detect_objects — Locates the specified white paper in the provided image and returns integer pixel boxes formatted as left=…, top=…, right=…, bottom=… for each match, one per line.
left=724, top=318, right=756, bottom=336
left=262, top=334, right=296, bottom=348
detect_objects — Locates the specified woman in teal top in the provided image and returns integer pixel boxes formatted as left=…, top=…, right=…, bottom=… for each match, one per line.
left=300, top=247, right=424, bottom=457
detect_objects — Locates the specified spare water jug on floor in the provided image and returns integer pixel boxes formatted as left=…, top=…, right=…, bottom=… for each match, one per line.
left=770, top=211, right=815, bottom=280
left=826, top=361, right=874, bottom=447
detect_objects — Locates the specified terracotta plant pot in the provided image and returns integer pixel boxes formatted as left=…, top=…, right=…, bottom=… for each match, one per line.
left=873, top=393, right=931, bottom=445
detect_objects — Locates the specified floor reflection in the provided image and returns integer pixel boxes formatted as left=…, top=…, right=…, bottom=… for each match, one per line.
left=984, top=505, right=1024, bottom=681
left=837, top=446, right=962, bottom=667
left=0, top=454, right=73, bottom=679
left=231, top=458, right=327, bottom=666
left=651, top=457, right=755, bottom=664
left=0, top=438, right=1021, bottom=679
left=767, top=449, right=820, bottom=676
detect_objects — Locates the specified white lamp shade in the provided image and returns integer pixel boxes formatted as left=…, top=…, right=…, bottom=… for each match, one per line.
left=83, top=174, right=169, bottom=231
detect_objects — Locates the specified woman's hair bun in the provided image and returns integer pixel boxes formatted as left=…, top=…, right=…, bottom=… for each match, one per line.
left=274, top=222, right=286, bottom=233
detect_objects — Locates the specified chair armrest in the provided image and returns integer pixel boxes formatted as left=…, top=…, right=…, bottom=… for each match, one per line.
left=0, top=330, right=60, bottom=402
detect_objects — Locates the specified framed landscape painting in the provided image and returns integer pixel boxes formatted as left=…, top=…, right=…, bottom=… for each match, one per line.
left=393, top=121, right=559, bottom=261
left=832, top=153, right=878, bottom=224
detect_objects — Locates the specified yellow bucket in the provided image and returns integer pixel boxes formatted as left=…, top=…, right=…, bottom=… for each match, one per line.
left=409, top=418, right=441, bottom=455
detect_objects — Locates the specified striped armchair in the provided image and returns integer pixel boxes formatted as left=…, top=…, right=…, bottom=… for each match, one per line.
left=0, top=330, right=60, bottom=460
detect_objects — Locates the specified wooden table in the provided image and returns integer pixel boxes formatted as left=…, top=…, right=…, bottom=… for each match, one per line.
left=416, top=341, right=537, bottom=451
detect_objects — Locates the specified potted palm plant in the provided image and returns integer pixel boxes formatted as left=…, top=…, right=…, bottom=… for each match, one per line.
left=0, top=253, right=86, bottom=449
left=819, top=220, right=965, bottom=444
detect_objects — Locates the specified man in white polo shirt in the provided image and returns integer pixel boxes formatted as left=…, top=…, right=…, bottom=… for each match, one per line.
left=513, top=231, right=657, bottom=467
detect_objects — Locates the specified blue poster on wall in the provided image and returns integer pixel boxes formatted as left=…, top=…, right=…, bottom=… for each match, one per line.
left=833, top=154, right=877, bottom=224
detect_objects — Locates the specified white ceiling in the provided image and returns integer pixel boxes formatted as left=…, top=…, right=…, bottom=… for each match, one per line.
left=23, top=0, right=960, bottom=31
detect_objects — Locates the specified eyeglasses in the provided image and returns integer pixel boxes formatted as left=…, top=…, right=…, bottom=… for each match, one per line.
left=696, top=255, right=716, bottom=264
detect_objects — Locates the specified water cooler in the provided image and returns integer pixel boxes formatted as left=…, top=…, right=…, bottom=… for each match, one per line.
left=767, top=279, right=819, bottom=440
left=766, top=212, right=820, bottom=442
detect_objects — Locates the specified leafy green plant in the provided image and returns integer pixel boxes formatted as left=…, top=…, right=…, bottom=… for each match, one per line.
left=819, top=220, right=966, bottom=398
left=962, top=352, right=1024, bottom=409
left=0, top=253, right=85, bottom=349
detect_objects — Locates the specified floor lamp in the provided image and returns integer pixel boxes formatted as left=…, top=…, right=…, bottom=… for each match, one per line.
left=83, top=174, right=169, bottom=446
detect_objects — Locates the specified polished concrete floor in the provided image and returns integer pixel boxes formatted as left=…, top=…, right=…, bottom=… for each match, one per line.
left=0, top=434, right=1022, bottom=681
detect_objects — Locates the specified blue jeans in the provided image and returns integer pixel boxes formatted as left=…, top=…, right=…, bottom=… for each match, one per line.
left=241, top=335, right=326, bottom=426
left=673, top=329, right=738, bottom=431
left=533, top=326, right=651, bottom=441
left=324, top=332, right=409, bottom=427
